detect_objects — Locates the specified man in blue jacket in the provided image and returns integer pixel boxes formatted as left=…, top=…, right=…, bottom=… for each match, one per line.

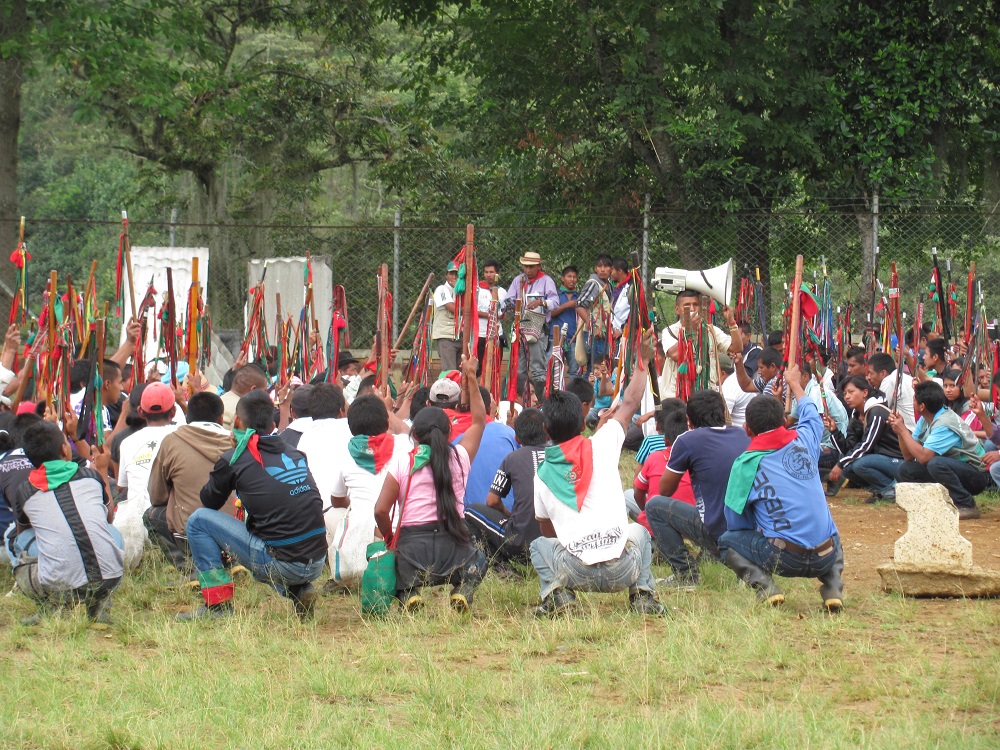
left=719, top=364, right=844, bottom=612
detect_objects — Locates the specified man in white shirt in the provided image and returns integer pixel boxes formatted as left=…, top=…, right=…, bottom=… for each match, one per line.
left=531, top=349, right=664, bottom=617
left=295, top=382, right=353, bottom=590
left=327, top=394, right=412, bottom=588
left=476, top=260, right=507, bottom=374
left=433, top=261, right=461, bottom=372
left=115, top=382, right=180, bottom=568
left=867, top=352, right=916, bottom=431
left=720, top=358, right=754, bottom=428
left=660, top=290, right=743, bottom=398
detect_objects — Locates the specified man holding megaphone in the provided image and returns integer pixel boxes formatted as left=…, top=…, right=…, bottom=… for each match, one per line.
left=660, top=290, right=743, bottom=398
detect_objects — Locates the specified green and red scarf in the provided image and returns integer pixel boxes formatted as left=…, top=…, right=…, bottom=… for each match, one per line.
left=724, top=427, right=798, bottom=515
left=537, top=435, right=593, bottom=512
left=409, top=444, right=431, bottom=474
left=348, top=433, right=395, bottom=475
left=28, top=460, right=79, bottom=491
left=231, top=428, right=261, bottom=465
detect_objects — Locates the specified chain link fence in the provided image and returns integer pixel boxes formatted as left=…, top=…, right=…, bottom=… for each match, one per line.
left=6, top=202, right=999, bottom=351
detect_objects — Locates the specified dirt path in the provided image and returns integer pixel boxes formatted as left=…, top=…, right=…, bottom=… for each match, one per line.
left=830, top=488, right=1000, bottom=594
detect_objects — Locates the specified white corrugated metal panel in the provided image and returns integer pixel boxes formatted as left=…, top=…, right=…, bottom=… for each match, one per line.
left=247, top=257, right=333, bottom=349
left=124, top=246, right=209, bottom=370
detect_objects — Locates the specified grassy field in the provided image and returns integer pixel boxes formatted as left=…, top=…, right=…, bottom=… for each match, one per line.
left=1, top=544, right=998, bottom=749
left=2, top=452, right=999, bottom=748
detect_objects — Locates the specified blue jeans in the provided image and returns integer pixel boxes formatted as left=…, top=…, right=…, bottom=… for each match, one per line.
left=186, top=508, right=325, bottom=597
left=623, top=490, right=641, bottom=521
left=530, top=523, right=655, bottom=599
left=586, top=333, right=609, bottom=375
left=644, top=496, right=717, bottom=582
left=896, top=457, right=992, bottom=508
left=842, top=454, right=903, bottom=496
left=718, top=530, right=842, bottom=581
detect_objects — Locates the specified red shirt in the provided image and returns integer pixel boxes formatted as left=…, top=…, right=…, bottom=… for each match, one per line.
left=635, top=447, right=695, bottom=506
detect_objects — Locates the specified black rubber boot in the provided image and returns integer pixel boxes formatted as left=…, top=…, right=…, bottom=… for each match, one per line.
left=287, top=583, right=318, bottom=620
left=723, top=549, right=785, bottom=606
left=818, top=546, right=845, bottom=613
left=534, top=587, right=577, bottom=617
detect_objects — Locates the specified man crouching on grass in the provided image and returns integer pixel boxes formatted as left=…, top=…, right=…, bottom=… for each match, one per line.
left=179, top=390, right=327, bottom=621
left=719, top=363, right=844, bottom=612
left=530, top=335, right=665, bottom=617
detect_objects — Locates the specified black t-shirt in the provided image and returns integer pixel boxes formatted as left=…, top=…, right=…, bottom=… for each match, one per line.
left=107, top=393, right=127, bottom=431
left=0, top=449, right=33, bottom=528
left=200, top=435, right=326, bottom=563
left=490, top=444, right=545, bottom=548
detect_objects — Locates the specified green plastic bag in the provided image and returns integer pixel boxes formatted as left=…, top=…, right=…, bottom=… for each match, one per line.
left=360, top=540, right=396, bottom=617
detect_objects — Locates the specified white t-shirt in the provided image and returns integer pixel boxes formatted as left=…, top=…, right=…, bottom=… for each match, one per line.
left=330, top=432, right=412, bottom=510
left=297, top=417, right=353, bottom=509
left=477, top=285, right=507, bottom=337
left=432, top=282, right=457, bottom=340
left=721, top=373, right=755, bottom=428
left=533, top=420, right=629, bottom=565
left=612, top=283, right=630, bottom=333
left=117, top=423, right=179, bottom=507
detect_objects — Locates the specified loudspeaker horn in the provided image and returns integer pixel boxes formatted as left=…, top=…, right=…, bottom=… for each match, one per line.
left=652, top=259, right=734, bottom=306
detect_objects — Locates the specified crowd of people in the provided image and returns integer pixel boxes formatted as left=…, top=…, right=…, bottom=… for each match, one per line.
left=2, top=251, right=993, bottom=625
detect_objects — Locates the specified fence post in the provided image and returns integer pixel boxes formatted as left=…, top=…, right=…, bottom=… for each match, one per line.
left=871, top=192, right=879, bottom=323
left=393, top=208, right=401, bottom=342
left=641, top=193, right=650, bottom=282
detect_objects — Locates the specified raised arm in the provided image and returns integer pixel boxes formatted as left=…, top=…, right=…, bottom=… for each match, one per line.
left=612, top=330, right=652, bottom=434
left=458, top=356, right=486, bottom=461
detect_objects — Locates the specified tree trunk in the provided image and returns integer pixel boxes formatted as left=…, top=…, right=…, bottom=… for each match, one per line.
left=0, top=0, right=28, bottom=309
left=856, top=207, right=875, bottom=333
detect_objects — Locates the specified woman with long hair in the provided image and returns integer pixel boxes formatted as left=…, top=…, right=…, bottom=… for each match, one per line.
left=941, top=368, right=988, bottom=441
left=827, top=376, right=904, bottom=503
left=374, top=356, right=488, bottom=613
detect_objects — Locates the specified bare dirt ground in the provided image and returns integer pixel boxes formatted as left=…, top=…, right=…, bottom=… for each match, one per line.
left=830, top=488, right=1000, bottom=594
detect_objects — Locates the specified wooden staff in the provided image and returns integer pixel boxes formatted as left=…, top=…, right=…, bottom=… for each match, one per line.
left=460, top=223, right=476, bottom=407
left=94, top=313, right=106, bottom=441
left=188, top=257, right=200, bottom=374
left=785, top=255, right=804, bottom=413
left=122, top=210, right=137, bottom=321
left=482, top=286, right=499, bottom=388
left=377, top=263, right=391, bottom=392
left=394, top=272, right=435, bottom=351
left=166, top=269, right=178, bottom=388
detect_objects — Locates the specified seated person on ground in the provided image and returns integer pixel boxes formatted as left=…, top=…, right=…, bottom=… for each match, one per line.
left=827, top=376, right=903, bottom=503
left=889, top=380, right=990, bottom=520
left=13, top=421, right=124, bottom=625
left=627, top=410, right=695, bottom=528
left=280, top=384, right=313, bottom=449
left=719, top=364, right=844, bottom=611
left=114, top=382, right=180, bottom=569
left=631, top=397, right=685, bottom=464
left=453, top=387, right=516, bottom=510
left=584, top=358, right=614, bottom=430
left=145, top=391, right=235, bottom=574
left=791, top=361, right=849, bottom=474
left=941, top=368, right=988, bottom=441
left=866, top=352, right=915, bottom=431
left=374, top=356, right=488, bottom=613
left=530, top=347, right=665, bottom=618
left=466, top=407, right=547, bottom=568
left=644, top=389, right=750, bottom=588
left=0, top=412, right=38, bottom=565
left=327, top=394, right=412, bottom=589
left=181, top=390, right=327, bottom=621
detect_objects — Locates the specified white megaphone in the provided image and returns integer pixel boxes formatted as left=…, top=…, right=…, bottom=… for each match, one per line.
left=652, top=259, right=734, bottom=306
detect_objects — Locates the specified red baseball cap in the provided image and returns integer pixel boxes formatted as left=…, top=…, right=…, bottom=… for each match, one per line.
left=16, top=401, right=37, bottom=415
left=140, top=382, right=175, bottom=414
